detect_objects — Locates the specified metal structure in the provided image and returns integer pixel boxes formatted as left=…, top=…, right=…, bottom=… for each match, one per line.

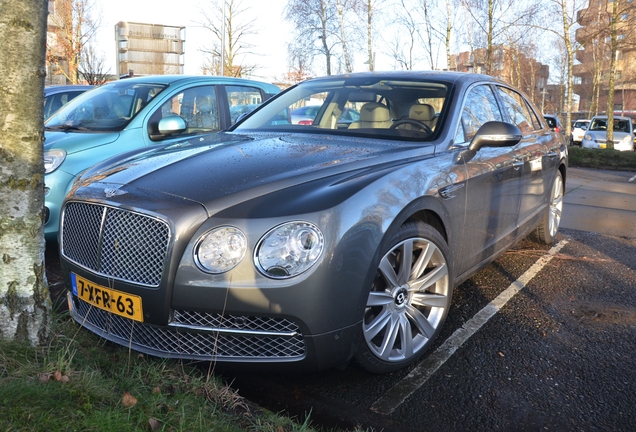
left=115, top=22, right=185, bottom=77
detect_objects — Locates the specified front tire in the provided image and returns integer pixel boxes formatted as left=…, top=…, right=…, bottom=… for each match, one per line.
left=355, top=221, right=453, bottom=374
left=530, top=170, right=564, bottom=244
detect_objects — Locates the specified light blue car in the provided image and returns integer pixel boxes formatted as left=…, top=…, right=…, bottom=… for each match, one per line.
left=44, top=75, right=280, bottom=241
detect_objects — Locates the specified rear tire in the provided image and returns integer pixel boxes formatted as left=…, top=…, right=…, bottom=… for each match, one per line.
left=355, top=221, right=453, bottom=374
left=530, top=170, right=564, bottom=244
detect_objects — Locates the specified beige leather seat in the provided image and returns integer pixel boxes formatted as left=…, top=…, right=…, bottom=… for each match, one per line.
left=193, top=95, right=218, bottom=130
left=348, top=102, right=392, bottom=129
left=407, top=103, right=437, bottom=130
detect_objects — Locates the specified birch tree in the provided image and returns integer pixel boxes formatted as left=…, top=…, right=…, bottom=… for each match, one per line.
left=197, top=0, right=259, bottom=77
left=0, top=0, right=51, bottom=344
left=286, top=0, right=339, bottom=75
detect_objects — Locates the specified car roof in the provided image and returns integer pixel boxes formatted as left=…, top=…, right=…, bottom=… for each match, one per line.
left=102, top=75, right=280, bottom=93
left=44, top=85, right=94, bottom=94
left=591, top=115, right=631, bottom=121
left=303, top=70, right=506, bottom=86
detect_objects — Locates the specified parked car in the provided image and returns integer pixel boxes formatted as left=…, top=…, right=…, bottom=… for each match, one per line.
left=44, top=75, right=280, bottom=241
left=43, top=85, right=94, bottom=120
left=570, top=119, right=590, bottom=146
left=59, top=71, right=567, bottom=373
left=543, top=114, right=563, bottom=134
left=581, top=115, right=635, bottom=151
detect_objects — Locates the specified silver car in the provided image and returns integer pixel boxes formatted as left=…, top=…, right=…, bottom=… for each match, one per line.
left=581, top=115, right=635, bottom=151
left=570, top=119, right=589, bottom=146
left=59, top=71, right=567, bottom=373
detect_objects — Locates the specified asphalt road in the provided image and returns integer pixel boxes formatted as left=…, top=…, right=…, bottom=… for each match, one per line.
left=222, top=167, right=636, bottom=432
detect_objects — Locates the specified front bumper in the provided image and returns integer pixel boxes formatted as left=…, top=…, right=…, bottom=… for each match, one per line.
left=67, top=290, right=358, bottom=371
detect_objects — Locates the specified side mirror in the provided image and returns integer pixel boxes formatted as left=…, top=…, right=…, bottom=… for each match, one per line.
left=158, top=115, right=187, bottom=135
left=468, top=121, right=522, bottom=152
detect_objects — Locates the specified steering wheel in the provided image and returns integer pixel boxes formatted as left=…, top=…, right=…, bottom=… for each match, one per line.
left=390, top=118, right=433, bottom=133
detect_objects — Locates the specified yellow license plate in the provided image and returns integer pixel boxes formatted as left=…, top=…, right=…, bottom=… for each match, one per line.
left=600, top=143, right=607, bottom=149
left=71, top=273, right=144, bottom=322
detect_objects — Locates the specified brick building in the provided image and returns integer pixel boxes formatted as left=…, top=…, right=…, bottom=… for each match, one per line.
left=573, top=0, right=636, bottom=115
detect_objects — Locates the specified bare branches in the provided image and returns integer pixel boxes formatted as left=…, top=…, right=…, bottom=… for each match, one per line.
left=196, top=0, right=259, bottom=77
left=46, top=0, right=103, bottom=84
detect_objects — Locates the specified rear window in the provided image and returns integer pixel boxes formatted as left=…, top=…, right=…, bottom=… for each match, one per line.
left=544, top=117, right=557, bottom=128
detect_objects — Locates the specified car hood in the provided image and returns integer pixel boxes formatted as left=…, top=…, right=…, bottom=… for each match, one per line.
left=44, top=130, right=120, bottom=154
left=585, top=130, right=632, bottom=140
left=76, top=132, right=432, bottom=214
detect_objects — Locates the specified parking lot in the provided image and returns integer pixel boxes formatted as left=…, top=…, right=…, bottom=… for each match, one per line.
left=222, top=168, right=636, bottom=431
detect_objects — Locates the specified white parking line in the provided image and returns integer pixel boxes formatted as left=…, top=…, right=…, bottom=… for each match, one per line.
left=370, top=239, right=569, bottom=415
left=629, top=174, right=636, bottom=183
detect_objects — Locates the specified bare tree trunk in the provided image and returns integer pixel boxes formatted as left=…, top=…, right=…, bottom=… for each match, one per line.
left=445, top=0, right=453, bottom=70
left=367, top=0, right=373, bottom=71
left=606, top=0, right=619, bottom=148
left=486, top=0, right=494, bottom=74
left=0, top=0, right=51, bottom=345
left=336, top=0, right=353, bottom=72
left=559, top=0, right=575, bottom=137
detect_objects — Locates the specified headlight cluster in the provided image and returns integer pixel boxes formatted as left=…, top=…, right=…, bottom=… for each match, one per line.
left=194, top=221, right=324, bottom=279
left=195, top=226, right=247, bottom=273
left=43, top=149, right=67, bottom=174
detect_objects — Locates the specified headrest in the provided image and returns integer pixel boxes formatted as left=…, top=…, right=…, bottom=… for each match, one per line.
left=359, top=102, right=390, bottom=122
left=198, top=96, right=213, bottom=113
left=409, top=104, right=435, bottom=121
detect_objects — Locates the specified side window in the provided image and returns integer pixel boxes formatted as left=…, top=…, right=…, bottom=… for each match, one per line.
left=225, top=86, right=264, bottom=124
left=456, top=84, right=503, bottom=143
left=497, top=87, right=538, bottom=134
left=147, top=85, right=218, bottom=140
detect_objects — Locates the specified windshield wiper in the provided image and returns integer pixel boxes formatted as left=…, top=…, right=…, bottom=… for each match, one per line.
left=45, top=124, right=91, bottom=132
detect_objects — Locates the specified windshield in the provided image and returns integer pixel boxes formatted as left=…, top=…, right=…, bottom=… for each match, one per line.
left=45, top=81, right=167, bottom=132
left=233, top=77, right=449, bottom=141
left=589, top=117, right=631, bottom=133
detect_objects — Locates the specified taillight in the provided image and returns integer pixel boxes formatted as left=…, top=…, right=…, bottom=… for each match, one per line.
left=555, top=127, right=560, bottom=133
left=298, top=120, right=313, bottom=125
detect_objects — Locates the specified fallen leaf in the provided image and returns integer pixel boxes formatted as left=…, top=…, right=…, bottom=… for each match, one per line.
left=53, top=370, right=62, bottom=381
left=122, top=392, right=138, bottom=408
left=39, top=373, right=51, bottom=383
left=148, top=418, right=162, bottom=432
left=152, top=387, right=161, bottom=395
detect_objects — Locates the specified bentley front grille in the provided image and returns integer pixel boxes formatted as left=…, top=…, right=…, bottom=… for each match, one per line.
left=61, top=202, right=170, bottom=286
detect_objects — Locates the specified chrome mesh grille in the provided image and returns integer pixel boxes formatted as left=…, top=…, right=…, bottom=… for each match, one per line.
left=71, top=296, right=306, bottom=360
left=173, top=310, right=301, bottom=333
left=62, top=202, right=170, bottom=286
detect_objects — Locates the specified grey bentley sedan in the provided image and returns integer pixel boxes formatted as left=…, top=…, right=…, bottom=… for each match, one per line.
left=59, top=71, right=567, bottom=373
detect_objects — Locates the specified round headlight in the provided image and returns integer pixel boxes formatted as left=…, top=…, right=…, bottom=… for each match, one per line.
left=43, top=149, right=67, bottom=174
left=195, top=226, right=247, bottom=274
left=584, top=134, right=592, bottom=141
left=255, top=221, right=324, bottom=279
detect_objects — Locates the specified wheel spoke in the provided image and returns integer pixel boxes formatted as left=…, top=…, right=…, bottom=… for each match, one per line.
left=409, top=262, right=448, bottom=291
left=379, top=255, right=399, bottom=288
left=367, top=291, right=394, bottom=307
left=411, top=291, right=448, bottom=308
left=410, top=242, right=433, bottom=280
left=378, top=315, right=401, bottom=360
left=364, top=307, right=392, bottom=341
left=397, top=240, right=414, bottom=286
left=406, top=305, right=436, bottom=338
left=399, top=315, right=414, bottom=358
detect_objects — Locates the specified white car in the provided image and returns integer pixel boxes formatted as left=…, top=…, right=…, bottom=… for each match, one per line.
left=581, top=116, right=635, bottom=151
left=570, top=119, right=589, bottom=146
